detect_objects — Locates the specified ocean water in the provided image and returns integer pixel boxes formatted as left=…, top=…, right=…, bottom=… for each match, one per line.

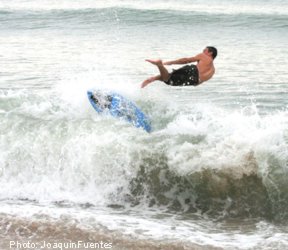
left=0, top=0, right=288, bottom=249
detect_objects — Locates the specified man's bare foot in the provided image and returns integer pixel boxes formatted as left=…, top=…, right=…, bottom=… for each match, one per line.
left=145, top=59, right=163, bottom=66
left=141, top=77, right=155, bottom=88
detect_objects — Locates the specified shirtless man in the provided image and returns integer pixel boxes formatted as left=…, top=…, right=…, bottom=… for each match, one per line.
left=141, top=46, right=217, bottom=88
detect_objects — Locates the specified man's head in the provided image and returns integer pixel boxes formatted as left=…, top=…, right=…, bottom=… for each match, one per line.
left=204, top=46, right=217, bottom=59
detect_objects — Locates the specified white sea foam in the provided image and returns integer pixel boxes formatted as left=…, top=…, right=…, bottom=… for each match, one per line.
left=0, top=202, right=287, bottom=249
left=1, top=84, right=287, bottom=206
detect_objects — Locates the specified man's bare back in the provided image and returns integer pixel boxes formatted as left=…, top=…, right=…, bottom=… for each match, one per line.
left=141, top=46, right=217, bottom=88
left=195, top=50, right=215, bottom=83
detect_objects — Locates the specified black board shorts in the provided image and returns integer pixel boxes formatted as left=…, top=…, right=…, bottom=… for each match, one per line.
left=164, top=64, right=199, bottom=86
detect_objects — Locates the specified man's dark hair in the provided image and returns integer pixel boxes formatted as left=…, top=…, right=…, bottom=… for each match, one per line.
left=207, top=46, right=217, bottom=59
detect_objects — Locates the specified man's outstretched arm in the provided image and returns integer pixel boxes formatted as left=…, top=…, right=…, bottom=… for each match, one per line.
left=163, top=54, right=201, bottom=65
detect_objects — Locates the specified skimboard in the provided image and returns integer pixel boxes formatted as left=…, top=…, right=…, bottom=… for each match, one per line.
left=87, top=90, right=151, bottom=132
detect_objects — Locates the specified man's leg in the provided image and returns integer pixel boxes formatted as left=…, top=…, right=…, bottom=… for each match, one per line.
left=141, top=59, right=170, bottom=88
left=141, top=75, right=161, bottom=88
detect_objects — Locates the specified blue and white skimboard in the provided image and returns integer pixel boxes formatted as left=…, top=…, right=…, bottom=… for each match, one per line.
left=87, top=90, right=151, bottom=132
